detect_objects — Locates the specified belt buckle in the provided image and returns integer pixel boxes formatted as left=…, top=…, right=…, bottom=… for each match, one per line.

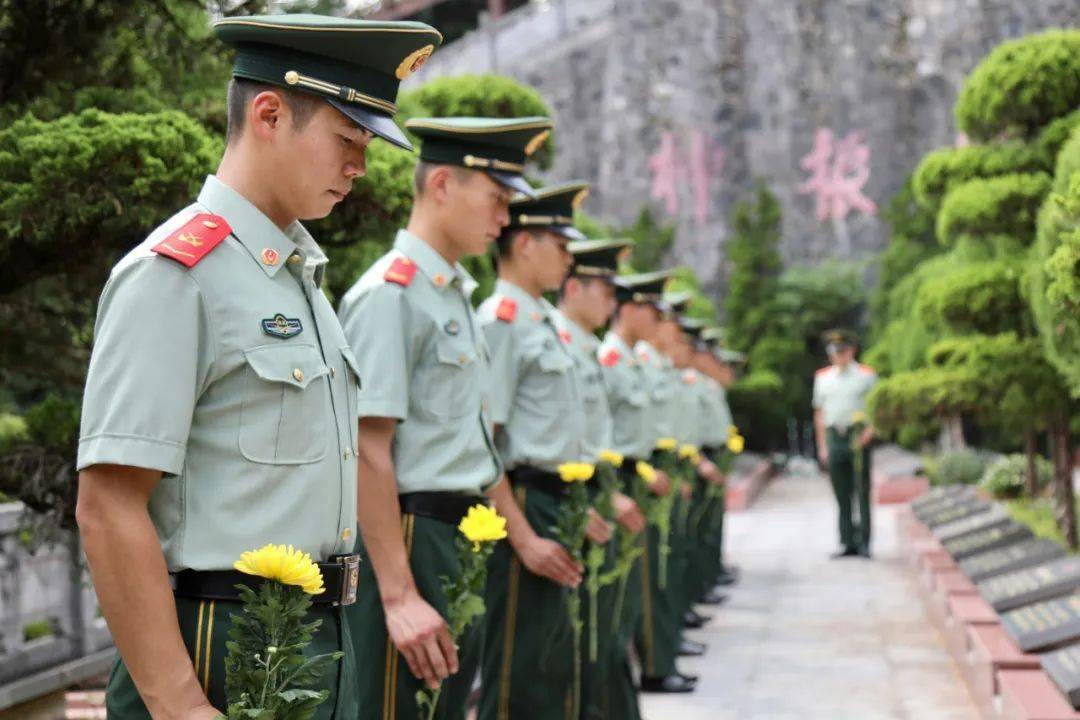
left=335, top=554, right=361, bottom=606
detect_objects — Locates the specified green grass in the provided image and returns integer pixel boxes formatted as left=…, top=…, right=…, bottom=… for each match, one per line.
left=1004, top=497, right=1070, bottom=548
left=22, top=619, right=53, bottom=642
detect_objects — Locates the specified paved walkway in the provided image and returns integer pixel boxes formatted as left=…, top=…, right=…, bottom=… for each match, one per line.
left=641, top=467, right=981, bottom=720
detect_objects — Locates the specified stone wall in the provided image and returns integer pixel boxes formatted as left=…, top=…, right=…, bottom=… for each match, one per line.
left=408, top=0, right=1080, bottom=293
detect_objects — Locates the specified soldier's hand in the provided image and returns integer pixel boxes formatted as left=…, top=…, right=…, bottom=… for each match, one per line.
left=697, top=458, right=722, bottom=484
left=384, top=590, right=459, bottom=689
left=680, top=482, right=693, bottom=500
left=518, top=536, right=583, bottom=588
left=181, top=705, right=225, bottom=720
left=818, top=445, right=829, bottom=468
left=649, top=471, right=672, bottom=496
left=612, top=493, right=645, bottom=534
left=585, top=508, right=613, bottom=544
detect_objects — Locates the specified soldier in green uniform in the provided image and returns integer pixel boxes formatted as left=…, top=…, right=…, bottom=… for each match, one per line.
left=813, top=329, right=878, bottom=559
left=337, top=117, right=552, bottom=720
left=596, top=271, right=673, bottom=719
left=477, top=181, right=613, bottom=720
left=632, top=294, right=704, bottom=693
left=75, top=14, right=440, bottom=719
left=552, top=240, right=648, bottom=720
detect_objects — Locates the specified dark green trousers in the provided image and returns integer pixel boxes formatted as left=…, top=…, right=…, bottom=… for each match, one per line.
left=580, top=538, right=617, bottom=720
left=634, top=507, right=683, bottom=679
left=827, top=428, right=873, bottom=550
left=686, top=476, right=720, bottom=602
left=479, top=486, right=574, bottom=720
left=347, top=514, right=482, bottom=720
left=106, top=594, right=356, bottom=719
left=603, top=531, right=644, bottom=720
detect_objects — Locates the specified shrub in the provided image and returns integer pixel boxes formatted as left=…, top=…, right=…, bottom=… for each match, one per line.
left=925, top=449, right=994, bottom=487
left=956, top=30, right=1080, bottom=141
left=980, top=453, right=1053, bottom=499
left=912, top=144, right=1046, bottom=209
left=914, top=261, right=1025, bottom=336
left=935, top=172, right=1052, bottom=247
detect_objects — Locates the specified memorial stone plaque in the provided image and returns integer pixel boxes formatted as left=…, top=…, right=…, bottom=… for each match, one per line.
left=942, top=521, right=1033, bottom=561
left=1040, top=643, right=1080, bottom=709
left=913, top=485, right=971, bottom=513
left=979, top=556, right=1080, bottom=612
left=914, top=490, right=978, bottom=522
left=934, top=505, right=1011, bottom=543
left=1001, top=594, right=1080, bottom=653
left=922, top=499, right=991, bottom=529
left=959, top=538, right=1068, bottom=583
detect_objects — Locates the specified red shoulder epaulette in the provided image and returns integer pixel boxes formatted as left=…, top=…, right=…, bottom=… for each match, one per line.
left=496, top=297, right=518, bottom=323
left=815, top=366, right=831, bottom=376
left=858, top=363, right=875, bottom=374
left=600, top=349, right=621, bottom=367
left=683, top=370, right=697, bottom=385
left=558, top=329, right=571, bottom=345
left=384, top=257, right=417, bottom=286
left=152, top=213, right=231, bottom=268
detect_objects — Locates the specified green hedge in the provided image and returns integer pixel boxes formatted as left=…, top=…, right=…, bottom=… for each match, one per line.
left=912, top=144, right=1046, bottom=210
left=935, top=172, right=1052, bottom=246
left=956, top=30, right=1080, bottom=141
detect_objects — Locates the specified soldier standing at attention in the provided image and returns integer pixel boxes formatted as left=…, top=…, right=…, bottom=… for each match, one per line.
left=477, top=181, right=611, bottom=720
left=813, top=329, right=878, bottom=559
left=75, top=15, right=441, bottom=719
left=552, top=239, right=647, bottom=720
left=338, top=116, right=552, bottom=719
left=596, top=271, right=673, bottom=719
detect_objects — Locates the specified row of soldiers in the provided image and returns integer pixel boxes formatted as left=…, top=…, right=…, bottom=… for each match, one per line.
left=74, top=13, right=739, bottom=720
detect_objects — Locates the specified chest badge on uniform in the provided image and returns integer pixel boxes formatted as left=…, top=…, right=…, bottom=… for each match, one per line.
left=261, top=313, right=303, bottom=339
left=261, top=248, right=280, bottom=266
left=444, top=319, right=460, bottom=336
left=557, top=329, right=571, bottom=345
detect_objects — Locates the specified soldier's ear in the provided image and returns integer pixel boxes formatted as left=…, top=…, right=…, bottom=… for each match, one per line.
left=249, top=90, right=287, bottom=139
left=424, top=164, right=455, bottom=202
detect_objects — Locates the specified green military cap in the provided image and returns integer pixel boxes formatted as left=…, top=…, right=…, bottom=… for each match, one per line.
left=822, top=327, right=858, bottom=348
left=614, top=269, right=673, bottom=306
left=718, top=348, right=747, bottom=366
left=213, top=14, right=442, bottom=150
left=567, top=238, right=632, bottom=279
left=700, top=326, right=726, bottom=347
left=662, top=290, right=694, bottom=316
left=507, top=181, right=590, bottom=240
left=404, top=116, right=553, bottom=197
left=679, top=316, right=706, bottom=338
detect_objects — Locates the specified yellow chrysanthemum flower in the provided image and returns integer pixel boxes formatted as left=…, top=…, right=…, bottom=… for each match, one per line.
left=598, top=449, right=625, bottom=467
left=636, top=461, right=658, bottom=485
left=727, top=434, right=745, bottom=454
left=558, top=462, right=596, bottom=482
left=234, top=544, right=325, bottom=595
left=655, top=437, right=678, bottom=452
left=678, top=444, right=700, bottom=461
left=458, top=504, right=508, bottom=551
left=727, top=425, right=740, bottom=438
left=851, top=410, right=868, bottom=425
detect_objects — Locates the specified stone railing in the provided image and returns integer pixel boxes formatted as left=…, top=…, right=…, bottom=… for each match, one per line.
left=0, top=503, right=113, bottom=710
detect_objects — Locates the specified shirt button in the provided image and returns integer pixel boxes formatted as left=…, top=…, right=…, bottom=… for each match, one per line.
left=288, top=254, right=302, bottom=265
left=342, top=527, right=352, bottom=540
left=293, top=368, right=305, bottom=382
left=343, top=448, right=352, bottom=459
left=331, top=367, right=337, bottom=378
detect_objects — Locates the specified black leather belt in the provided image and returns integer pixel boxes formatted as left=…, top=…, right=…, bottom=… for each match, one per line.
left=399, top=492, right=487, bottom=524
left=172, top=553, right=360, bottom=606
left=509, top=465, right=566, bottom=497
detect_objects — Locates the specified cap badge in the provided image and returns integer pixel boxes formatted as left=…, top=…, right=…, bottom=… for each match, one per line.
left=396, top=44, right=435, bottom=80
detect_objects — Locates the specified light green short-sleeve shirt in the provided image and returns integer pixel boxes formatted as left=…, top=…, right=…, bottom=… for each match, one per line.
left=673, top=368, right=702, bottom=447
left=478, top=280, right=586, bottom=471
left=812, top=362, right=878, bottom=429
left=78, top=176, right=359, bottom=571
left=598, top=331, right=653, bottom=459
left=337, top=230, right=501, bottom=495
left=698, top=376, right=733, bottom=448
left=552, top=309, right=613, bottom=461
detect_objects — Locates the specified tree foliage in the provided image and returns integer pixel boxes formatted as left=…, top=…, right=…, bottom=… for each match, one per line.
left=935, top=172, right=1051, bottom=246
left=723, top=183, right=782, bottom=352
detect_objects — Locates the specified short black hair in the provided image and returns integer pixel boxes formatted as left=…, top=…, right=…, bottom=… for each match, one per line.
left=496, top=227, right=536, bottom=259
left=413, top=160, right=475, bottom=196
left=226, top=78, right=324, bottom=144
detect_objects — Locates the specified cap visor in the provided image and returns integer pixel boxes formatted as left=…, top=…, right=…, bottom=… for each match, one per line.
left=551, top=225, right=587, bottom=242
left=489, top=171, right=537, bottom=198
left=327, top=99, right=412, bottom=151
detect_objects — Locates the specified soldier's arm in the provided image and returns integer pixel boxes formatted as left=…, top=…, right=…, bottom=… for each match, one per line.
left=356, top=417, right=458, bottom=689
left=488, top=478, right=582, bottom=587
left=78, top=467, right=221, bottom=720
left=814, top=408, right=828, bottom=465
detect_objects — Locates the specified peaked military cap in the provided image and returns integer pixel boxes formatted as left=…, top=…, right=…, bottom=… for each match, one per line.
left=679, top=316, right=706, bottom=338
left=507, top=181, right=590, bottom=241
left=567, top=238, right=632, bottom=279
left=718, top=348, right=748, bottom=366
left=404, top=116, right=552, bottom=197
left=700, top=326, right=726, bottom=348
left=213, top=14, right=442, bottom=150
left=614, top=270, right=673, bottom=306
left=822, top=328, right=858, bottom=348
left=662, top=290, right=694, bottom=316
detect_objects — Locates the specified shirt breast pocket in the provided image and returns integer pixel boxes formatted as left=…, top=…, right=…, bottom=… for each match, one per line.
left=418, top=339, right=479, bottom=420
left=536, top=346, right=573, bottom=404
left=239, top=344, right=331, bottom=465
